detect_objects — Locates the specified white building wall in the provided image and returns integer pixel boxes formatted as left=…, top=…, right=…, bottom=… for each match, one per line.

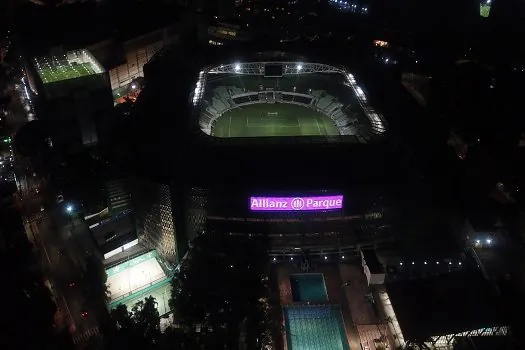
left=108, top=41, right=163, bottom=91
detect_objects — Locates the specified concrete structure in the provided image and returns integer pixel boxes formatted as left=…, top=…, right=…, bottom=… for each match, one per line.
left=132, top=178, right=177, bottom=264
left=25, top=49, right=112, bottom=152
left=88, top=26, right=179, bottom=93
left=360, top=249, right=385, bottom=285
left=380, top=271, right=510, bottom=349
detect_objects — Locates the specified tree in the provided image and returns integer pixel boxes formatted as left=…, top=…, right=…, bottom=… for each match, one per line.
left=170, top=233, right=273, bottom=349
left=13, top=120, right=52, bottom=165
left=82, top=255, right=110, bottom=304
left=0, top=207, right=72, bottom=350
left=107, top=298, right=162, bottom=350
left=132, top=296, right=161, bottom=346
left=81, top=255, right=111, bottom=331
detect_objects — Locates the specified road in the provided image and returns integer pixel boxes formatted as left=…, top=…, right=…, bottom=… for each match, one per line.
left=24, top=196, right=99, bottom=331
left=8, top=59, right=103, bottom=346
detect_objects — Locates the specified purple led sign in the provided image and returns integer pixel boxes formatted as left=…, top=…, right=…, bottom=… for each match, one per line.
left=250, top=195, right=343, bottom=212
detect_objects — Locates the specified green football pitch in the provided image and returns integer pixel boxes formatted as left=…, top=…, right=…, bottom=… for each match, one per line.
left=37, top=62, right=97, bottom=84
left=211, top=103, right=340, bottom=138
left=480, top=5, right=491, bottom=18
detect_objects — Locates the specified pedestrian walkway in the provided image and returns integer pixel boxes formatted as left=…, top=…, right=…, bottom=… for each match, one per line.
left=72, top=327, right=101, bottom=344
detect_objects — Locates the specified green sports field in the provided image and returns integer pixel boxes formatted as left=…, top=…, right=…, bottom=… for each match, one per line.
left=480, top=5, right=491, bottom=18
left=36, top=62, right=97, bottom=84
left=211, top=103, right=340, bottom=138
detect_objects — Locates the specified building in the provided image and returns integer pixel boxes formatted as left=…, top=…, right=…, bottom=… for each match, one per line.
left=25, top=49, right=112, bottom=153
left=204, top=20, right=251, bottom=47
left=127, top=42, right=425, bottom=263
left=87, top=24, right=179, bottom=97
left=360, top=249, right=385, bottom=285
left=132, top=178, right=177, bottom=264
left=381, top=271, right=510, bottom=349
left=16, top=2, right=181, bottom=104
left=105, top=179, right=132, bottom=216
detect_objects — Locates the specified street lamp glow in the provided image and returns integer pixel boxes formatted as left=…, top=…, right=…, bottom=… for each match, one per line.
left=486, top=238, right=492, bottom=244
left=66, top=205, right=73, bottom=213
left=476, top=239, right=480, bottom=244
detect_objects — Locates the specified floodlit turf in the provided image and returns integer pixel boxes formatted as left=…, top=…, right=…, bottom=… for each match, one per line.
left=211, top=103, right=340, bottom=138
left=480, top=5, right=491, bottom=18
left=36, top=61, right=97, bottom=84
left=106, top=251, right=167, bottom=302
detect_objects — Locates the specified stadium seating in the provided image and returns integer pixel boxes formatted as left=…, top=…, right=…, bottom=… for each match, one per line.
left=200, top=75, right=375, bottom=138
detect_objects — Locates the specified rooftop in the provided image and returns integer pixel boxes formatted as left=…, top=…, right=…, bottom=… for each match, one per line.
left=386, top=271, right=508, bottom=341
left=361, top=249, right=383, bottom=274
left=32, top=49, right=103, bottom=85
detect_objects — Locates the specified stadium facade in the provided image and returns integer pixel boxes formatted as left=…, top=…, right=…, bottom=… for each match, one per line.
left=130, top=43, right=416, bottom=263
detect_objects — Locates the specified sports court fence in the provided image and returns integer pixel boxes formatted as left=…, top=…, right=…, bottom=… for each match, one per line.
left=109, top=274, right=169, bottom=304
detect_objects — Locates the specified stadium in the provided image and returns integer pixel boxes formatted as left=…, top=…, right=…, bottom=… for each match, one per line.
left=193, top=61, right=386, bottom=142
left=130, top=46, right=410, bottom=265
left=129, top=46, right=424, bottom=349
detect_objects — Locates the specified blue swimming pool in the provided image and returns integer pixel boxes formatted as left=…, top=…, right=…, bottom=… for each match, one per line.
left=290, top=273, right=328, bottom=303
left=284, top=306, right=350, bottom=350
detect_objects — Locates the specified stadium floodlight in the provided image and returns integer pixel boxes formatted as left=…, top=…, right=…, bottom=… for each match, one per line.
left=234, top=63, right=241, bottom=72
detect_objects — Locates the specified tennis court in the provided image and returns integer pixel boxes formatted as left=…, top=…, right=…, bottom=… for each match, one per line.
left=106, top=250, right=167, bottom=302
left=212, top=103, right=340, bottom=138
left=285, top=306, right=350, bottom=350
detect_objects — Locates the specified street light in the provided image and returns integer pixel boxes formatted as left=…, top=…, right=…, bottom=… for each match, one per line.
left=66, top=204, right=75, bottom=227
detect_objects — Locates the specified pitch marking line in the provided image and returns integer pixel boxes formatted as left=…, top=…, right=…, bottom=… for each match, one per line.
left=229, top=114, right=232, bottom=137
left=315, top=117, right=322, bottom=135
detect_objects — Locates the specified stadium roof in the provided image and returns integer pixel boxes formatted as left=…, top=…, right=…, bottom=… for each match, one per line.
left=386, top=271, right=508, bottom=342
left=454, top=336, right=515, bottom=350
